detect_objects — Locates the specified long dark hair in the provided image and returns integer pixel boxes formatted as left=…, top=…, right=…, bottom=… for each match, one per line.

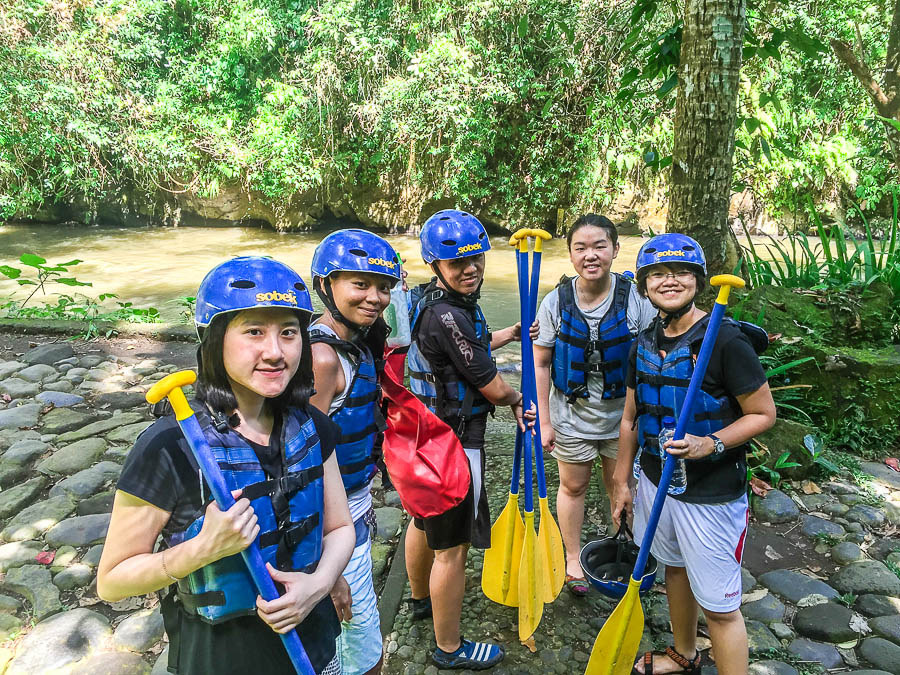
left=195, top=310, right=315, bottom=415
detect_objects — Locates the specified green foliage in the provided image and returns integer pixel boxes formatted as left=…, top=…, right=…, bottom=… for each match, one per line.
left=1, top=253, right=161, bottom=339
left=739, top=197, right=900, bottom=305
left=0, top=0, right=894, bottom=225
left=172, top=296, right=197, bottom=324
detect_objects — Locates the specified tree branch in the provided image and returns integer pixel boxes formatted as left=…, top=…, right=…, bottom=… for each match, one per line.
left=884, top=0, right=900, bottom=105
left=830, top=39, right=891, bottom=112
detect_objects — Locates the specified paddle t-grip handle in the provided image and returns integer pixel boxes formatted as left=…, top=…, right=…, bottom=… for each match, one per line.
left=630, top=274, right=745, bottom=582
left=145, top=371, right=315, bottom=675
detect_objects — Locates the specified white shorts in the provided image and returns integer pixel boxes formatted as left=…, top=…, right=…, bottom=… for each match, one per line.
left=632, top=472, right=749, bottom=613
left=336, top=521, right=382, bottom=675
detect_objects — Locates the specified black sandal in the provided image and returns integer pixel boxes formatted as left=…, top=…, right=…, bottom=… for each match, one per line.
left=632, top=646, right=700, bottom=674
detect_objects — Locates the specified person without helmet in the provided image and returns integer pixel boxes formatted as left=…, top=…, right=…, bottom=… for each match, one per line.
left=405, top=209, right=535, bottom=671
left=611, top=234, right=776, bottom=675
left=309, top=229, right=401, bottom=675
left=532, top=213, right=656, bottom=597
left=98, top=257, right=355, bottom=675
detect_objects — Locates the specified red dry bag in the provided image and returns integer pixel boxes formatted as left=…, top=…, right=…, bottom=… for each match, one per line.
left=380, top=355, right=471, bottom=520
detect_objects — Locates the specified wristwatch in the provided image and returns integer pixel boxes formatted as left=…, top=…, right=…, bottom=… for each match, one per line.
left=708, top=434, right=726, bottom=457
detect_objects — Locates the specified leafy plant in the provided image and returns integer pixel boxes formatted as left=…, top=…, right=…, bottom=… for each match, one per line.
left=837, top=592, right=857, bottom=608
left=814, top=532, right=841, bottom=547
left=803, top=434, right=840, bottom=476
left=172, top=296, right=197, bottom=324
left=0, top=254, right=91, bottom=307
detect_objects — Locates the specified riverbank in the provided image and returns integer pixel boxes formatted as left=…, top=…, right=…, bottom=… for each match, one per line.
left=1, top=332, right=900, bottom=673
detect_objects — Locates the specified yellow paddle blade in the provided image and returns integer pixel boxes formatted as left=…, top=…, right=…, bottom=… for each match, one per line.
left=537, top=496, right=565, bottom=602
left=482, top=492, right=525, bottom=607
left=585, top=578, right=645, bottom=675
left=517, top=509, right=544, bottom=642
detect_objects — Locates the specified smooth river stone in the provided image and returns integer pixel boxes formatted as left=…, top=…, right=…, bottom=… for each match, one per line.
left=44, top=514, right=111, bottom=547
left=4, top=608, right=109, bottom=675
left=831, top=560, right=900, bottom=596
left=0, top=476, right=48, bottom=519
left=40, top=408, right=102, bottom=435
left=0, top=495, right=76, bottom=542
left=2, top=439, right=49, bottom=464
left=22, top=343, right=75, bottom=366
left=0, top=362, right=26, bottom=379
left=105, top=421, right=153, bottom=444
left=114, top=607, right=165, bottom=652
left=56, top=412, right=144, bottom=442
left=0, top=379, right=40, bottom=399
left=36, top=437, right=107, bottom=475
left=49, top=461, right=121, bottom=499
left=36, top=391, right=85, bottom=407
left=0, top=564, right=62, bottom=621
left=68, top=651, right=151, bottom=675
left=0, top=541, right=44, bottom=573
left=0, top=403, right=42, bottom=431
left=16, top=364, right=57, bottom=382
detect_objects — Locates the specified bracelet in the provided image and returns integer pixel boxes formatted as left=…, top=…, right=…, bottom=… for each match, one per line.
left=161, top=549, right=180, bottom=582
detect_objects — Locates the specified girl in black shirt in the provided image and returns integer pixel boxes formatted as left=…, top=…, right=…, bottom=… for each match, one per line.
left=98, top=257, right=354, bottom=674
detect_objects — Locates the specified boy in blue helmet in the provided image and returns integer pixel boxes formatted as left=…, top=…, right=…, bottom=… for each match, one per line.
left=98, top=257, right=355, bottom=675
left=532, top=213, right=656, bottom=596
left=405, top=209, right=535, bottom=671
left=308, top=229, right=402, bottom=675
left=611, top=235, right=775, bottom=675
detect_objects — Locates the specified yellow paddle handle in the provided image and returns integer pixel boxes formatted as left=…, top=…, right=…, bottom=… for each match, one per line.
left=709, top=274, right=745, bottom=305
left=508, top=228, right=552, bottom=253
left=145, top=370, right=197, bottom=421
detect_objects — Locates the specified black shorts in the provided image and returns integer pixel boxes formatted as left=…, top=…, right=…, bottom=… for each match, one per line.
left=413, top=447, right=491, bottom=551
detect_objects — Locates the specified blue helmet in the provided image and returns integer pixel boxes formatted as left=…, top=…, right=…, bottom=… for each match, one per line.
left=580, top=524, right=658, bottom=600
left=420, top=210, right=491, bottom=264
left=194, top=257, right=313, bottom=334
left=311, top=229, right=401, bottom=287
left=635, top=233, right=706, bottom=280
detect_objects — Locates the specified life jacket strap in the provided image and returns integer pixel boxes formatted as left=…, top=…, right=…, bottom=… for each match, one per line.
left=176, top=588, right=227, bottom=613
left=409, top=370, right=437, bottom=383
left=260, top=512, right=322, bottom=568
left=339, top=456, right=376, bottom=476
left=239, top=465, right=325, bottom=503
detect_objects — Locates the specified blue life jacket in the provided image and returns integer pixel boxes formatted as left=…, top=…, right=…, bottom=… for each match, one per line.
left=407, top=283, right=495, bottom=434
left=165, top=406, right=325, bottom=624
left=551, top=273, right=635, bottom=403
left=634, top=316, right=742, bottom=457
left=309, top=326, right=384, bottom=494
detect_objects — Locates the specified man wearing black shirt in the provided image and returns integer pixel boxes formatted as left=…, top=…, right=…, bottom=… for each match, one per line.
left=405, top=210, right=531, bottom=671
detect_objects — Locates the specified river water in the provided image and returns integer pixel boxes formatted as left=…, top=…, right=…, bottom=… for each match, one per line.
left=0, top=224, right=653, bottom=329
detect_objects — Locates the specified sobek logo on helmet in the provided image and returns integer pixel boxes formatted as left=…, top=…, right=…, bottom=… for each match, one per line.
left=255, top=290, right=298, bottom=305
left=656, top=250, right=685, bottom=258
left=367, top=257, right=396, bottom=269
left=456, top=243, right=483, bottom=255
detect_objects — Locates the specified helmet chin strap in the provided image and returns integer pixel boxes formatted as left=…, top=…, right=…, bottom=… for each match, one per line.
left=658, top=299, right=694, bottom=328
left=430, top=263, right=482, bottom=303
left=315, top=277, right=370, bottom=339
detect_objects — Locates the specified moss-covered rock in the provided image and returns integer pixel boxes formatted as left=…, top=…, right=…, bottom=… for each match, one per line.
left=725, top=281, right=900, bottom=456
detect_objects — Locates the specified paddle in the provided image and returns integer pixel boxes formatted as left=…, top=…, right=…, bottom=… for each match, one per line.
left=584, top=274, right=746, bottom=675
left=514, top=233, right=545, bottom=641
left=523, top=230, right=565, bottom=603
left=482, top=423, right=525, bottom=606
left=145, top=371, right=315, bottom=675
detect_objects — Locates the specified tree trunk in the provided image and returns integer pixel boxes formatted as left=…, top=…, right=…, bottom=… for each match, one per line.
left=666, top=0, right=746, bottom=278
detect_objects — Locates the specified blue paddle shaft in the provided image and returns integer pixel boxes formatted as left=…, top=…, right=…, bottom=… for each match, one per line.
left=526, top=250, right=549, bottom=500
left=510, top=426, right=524, bottom=496
left=177, top=414, right=315, bottom=675
left=517, top=248, right=535, bottom=513
left=631, top=300, right=730, bottom=582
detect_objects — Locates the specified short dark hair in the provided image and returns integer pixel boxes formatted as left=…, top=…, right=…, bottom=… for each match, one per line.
left=567, top=213, right=619, bottom=249
left=195, top=310, right=314, bottom=415
left=636, top=263, right=706, bottom=297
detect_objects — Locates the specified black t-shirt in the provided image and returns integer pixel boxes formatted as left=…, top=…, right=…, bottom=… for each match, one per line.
left=414, top=301, right=498, bottom=448
left=627, top=319, right=767, bottom=504
left=117, top=405, right=341, bottom=674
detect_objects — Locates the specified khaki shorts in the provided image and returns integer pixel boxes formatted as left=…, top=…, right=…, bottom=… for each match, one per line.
left=552, top=432, right=619, bottom=464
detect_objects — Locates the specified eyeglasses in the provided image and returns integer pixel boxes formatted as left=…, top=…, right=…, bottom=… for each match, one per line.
left=646, top=271, right=695, bottom=283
